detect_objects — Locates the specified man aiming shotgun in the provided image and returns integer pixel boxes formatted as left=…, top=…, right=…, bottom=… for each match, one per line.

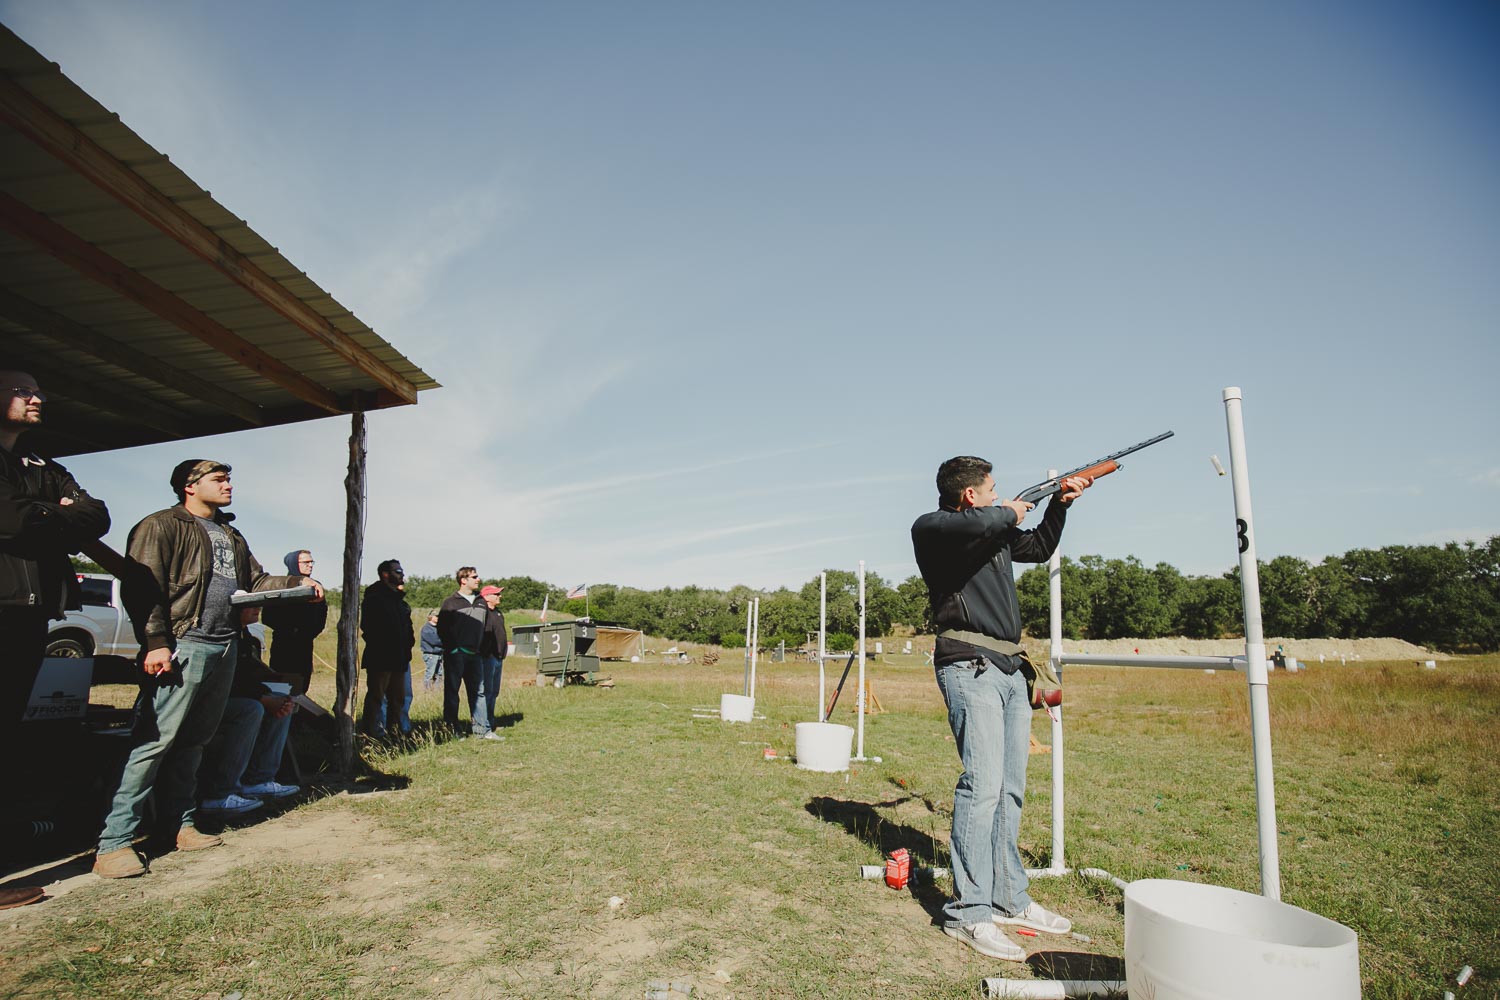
left=910, top=431, right=1169, bottom=961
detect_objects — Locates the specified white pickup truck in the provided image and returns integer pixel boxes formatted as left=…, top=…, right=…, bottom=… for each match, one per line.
left=46, top=573, right=139, bottom=659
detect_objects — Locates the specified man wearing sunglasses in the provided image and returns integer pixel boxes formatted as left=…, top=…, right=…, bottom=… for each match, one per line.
left=1, top=373, right=109, bottom=906
left=0, top=373, right=111, bottom=729
left=437, top=566, right=496, bottom=739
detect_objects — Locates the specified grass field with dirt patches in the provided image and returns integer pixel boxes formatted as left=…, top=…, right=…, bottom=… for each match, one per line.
left=3, top=648, right=1495, bottom=999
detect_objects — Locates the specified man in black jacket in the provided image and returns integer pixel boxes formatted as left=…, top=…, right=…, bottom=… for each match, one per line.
left=359, top=559, right=413, bottom=738
left=910, top=455, right=1090, bottom=961
left=0, top=370, right=110, bottom=730
left=437, top=566, right=492, bottom=739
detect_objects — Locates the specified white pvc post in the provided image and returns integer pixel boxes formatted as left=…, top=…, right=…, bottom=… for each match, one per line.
left=748, top=597, right=761, bottom=699
left=1046, top=468, right=1066, bottom=875
left=855, top=560, right=867, bottom=760
left=1223, top=386, right=1281, bottom=900
left=818, top=572, right=828, bottom=721
left=742, top=600, right=754, bottom=697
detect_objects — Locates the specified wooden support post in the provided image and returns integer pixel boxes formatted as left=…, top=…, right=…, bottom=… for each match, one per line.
left=335, top=409, right=366, bottom=775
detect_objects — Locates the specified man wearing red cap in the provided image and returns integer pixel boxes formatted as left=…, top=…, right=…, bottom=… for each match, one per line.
left=479, top=584, right=509, bottom=737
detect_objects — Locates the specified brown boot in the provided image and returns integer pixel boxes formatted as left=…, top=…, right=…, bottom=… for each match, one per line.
left=93, top=847, right=147, bottom=879
left=176, top=826, right=223, bottom=852
left=0, top=886, right=45, bottom=909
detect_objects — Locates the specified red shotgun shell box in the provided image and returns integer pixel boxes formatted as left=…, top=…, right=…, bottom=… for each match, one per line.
left=884, top=848, right=911, bottom=889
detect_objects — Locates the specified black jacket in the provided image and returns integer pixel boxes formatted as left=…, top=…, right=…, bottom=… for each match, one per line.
left=359, top=581, right=413, bottom=672
left=911, top=497, right=1069, bottom=669
left=437, top=592, right=488, bottom=654
left=0, top=446, right=109, bottom=617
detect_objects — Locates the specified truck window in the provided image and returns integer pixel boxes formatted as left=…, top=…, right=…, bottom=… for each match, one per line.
left=79, top=577, right=114, bottom=607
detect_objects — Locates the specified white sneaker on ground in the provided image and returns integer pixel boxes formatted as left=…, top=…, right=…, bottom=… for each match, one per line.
left=943, top=922, right=1026, bottom=961
left=994, top=901, right=1072, bottom=935
left=200, top=793, right=263, bottom=815
left=481, top=731, right=505, bottom=741
left=239, top=780, right=301, bottom=799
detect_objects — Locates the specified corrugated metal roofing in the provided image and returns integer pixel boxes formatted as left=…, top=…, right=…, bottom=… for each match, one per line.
left=0, top=24, right=440, bottom=457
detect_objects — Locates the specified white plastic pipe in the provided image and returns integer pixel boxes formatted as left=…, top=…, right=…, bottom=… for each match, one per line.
left=818, top=572, right=828, bottom=722
left=742, top=600, right=754, bottom=697
left=1058, top=653, right=1245, bottom=671
left=855, top=560, right=867, bottom=760
left=981, top=980, right=1126, bottom=999
left=1224, top=386, right=1281, bottom=900
left=748, top=597, right=760, bottom=699
left=1046, top=468, right=1067, bottom=875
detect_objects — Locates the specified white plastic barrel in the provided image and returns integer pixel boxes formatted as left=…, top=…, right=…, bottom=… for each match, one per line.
left=719, top=694, right=754, bottom=723
left=1125, top=879, right=1360, bottom=1000
left=794, top=721, right=854, bottom=772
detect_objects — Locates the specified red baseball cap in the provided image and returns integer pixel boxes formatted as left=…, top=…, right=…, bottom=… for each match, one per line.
left=479, top=585, right=503, bottom=597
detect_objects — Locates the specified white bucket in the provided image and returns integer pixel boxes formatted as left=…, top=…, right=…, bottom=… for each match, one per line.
left=1125, top=879, right=1360, bottom=1000
left=719, top=693, right=754, bottom=723
left=794, top=721, right=854, bottom=772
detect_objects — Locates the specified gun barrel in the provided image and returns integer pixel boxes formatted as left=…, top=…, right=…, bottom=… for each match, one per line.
left=1013, top=431, right=1174, bottom=504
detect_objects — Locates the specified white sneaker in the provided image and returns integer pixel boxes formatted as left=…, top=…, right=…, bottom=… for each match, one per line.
left=481, top=731, right=505, bottom=741
left=200, top=793, right=263, bottom=815
left=994, top=901, right=1072, bottom=935
left=239, top=780, right=301, bottom=799
left=943, top=922, right=1026, bottom=961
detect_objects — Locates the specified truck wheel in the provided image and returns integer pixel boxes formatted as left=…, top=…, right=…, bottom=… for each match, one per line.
left=45, top=634, right=92, bottom=658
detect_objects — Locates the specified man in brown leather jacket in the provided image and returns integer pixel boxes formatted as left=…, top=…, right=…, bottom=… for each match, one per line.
left=94, top=459, right=322, bottom=879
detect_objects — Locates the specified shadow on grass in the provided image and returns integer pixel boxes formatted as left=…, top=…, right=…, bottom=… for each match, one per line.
left=1027, top=949, right=1127, bottom=984
left=806, top=794, right=952, bottom=923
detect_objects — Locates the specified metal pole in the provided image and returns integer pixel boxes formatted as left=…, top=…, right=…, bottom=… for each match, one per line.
left=1223, top=386, right=1281, bottom=900
left=1046, top=468, right=1066, bottom=874
left=818, top=572, right=827, bottom=721
left=855, top=560, right=867, bottom=760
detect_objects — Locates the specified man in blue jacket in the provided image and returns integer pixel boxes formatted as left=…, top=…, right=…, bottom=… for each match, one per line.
left=911, top=455, right=1090, bottom=961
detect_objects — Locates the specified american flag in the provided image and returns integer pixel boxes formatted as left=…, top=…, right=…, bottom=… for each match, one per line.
left=566, top=583, right=588, bottom=600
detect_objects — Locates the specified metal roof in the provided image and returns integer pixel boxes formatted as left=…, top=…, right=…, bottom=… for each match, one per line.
left=0, top=24, right=439, bottom=457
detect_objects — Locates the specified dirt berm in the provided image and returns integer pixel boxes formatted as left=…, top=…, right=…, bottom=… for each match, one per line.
left=1014, top=635, right=1446, bottom=662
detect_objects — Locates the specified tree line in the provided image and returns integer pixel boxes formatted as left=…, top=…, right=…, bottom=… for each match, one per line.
left=76, top=536, right=1499, bottom=653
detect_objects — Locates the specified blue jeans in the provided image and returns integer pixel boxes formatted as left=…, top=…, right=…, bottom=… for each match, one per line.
left=99, top=638, right=237, bottom=852
left=198, top=697, right=293, bottom=796
left=481, top=655, right=504, bottom=728
left=197, top=696, right=262, bottom=800
left=422, top=652, right=443, bottom=688
left=443, top=651, right=486, bottom=734
left=372, top=669, right=413, bottom=734
left=242, top=709, right=292, bottom=786
left=934, top=658, right=1034, bottom=928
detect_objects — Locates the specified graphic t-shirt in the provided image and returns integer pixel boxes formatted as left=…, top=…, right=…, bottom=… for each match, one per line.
left=181, top=516, right=238, bottom=643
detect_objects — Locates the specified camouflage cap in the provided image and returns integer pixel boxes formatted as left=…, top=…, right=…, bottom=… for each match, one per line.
left=170, top=459, right=230, bottom=497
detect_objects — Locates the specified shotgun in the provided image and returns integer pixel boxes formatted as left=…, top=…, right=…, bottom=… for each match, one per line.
left=1014, top=431, right=1174, bottom=505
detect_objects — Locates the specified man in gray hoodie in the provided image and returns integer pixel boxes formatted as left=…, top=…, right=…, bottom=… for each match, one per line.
left=262, top=549, right=328, bottom=694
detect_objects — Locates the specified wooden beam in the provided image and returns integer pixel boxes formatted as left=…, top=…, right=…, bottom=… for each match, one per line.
left=0, top=191, right=345, bottom=414
left=0, top=74, right=420, bottom=405
left=0, top=284, right=266, bottom=426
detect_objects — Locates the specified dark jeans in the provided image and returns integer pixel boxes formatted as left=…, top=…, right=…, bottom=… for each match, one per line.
left=0, top=608, right=47, bottom=731
left=442, top=651, right=485, bottom=735
left=361, top=669, right=410, bottom=737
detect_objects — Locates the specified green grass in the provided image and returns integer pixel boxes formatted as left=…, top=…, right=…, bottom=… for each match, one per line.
left=3, top=652, right=1496, bottom=998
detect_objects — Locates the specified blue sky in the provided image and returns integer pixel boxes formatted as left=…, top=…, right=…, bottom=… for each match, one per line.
left=5, top=1, right=1497, bottom=592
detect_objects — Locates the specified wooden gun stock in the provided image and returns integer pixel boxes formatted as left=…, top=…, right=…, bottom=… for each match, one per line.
left=1014, top=431, right=1173, bottom=505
